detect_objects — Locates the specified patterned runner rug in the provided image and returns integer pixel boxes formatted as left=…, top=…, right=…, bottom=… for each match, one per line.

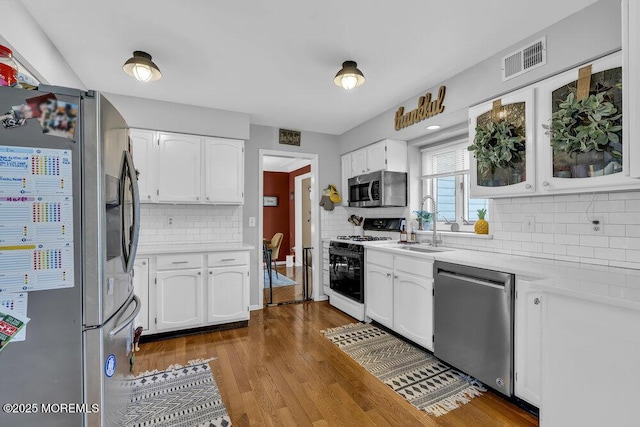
left=322, top=323, right=485, bottom=417
left=122, top=360, right=231, bottom=427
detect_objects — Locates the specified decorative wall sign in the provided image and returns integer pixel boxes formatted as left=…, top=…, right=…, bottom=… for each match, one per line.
left=263, top=196, right=278, bottom=207
left=279, top=128, right=301, bottom=146
left=394, top=85, right=447, bottom=131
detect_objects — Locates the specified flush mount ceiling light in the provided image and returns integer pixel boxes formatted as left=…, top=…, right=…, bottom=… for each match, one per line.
left=123, top=51, right=162, bottom=82
left=333, top=60, right=365, bottom=90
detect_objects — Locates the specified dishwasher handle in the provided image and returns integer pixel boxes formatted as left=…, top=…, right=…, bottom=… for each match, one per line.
left=438, top=271, right=507, bottom=291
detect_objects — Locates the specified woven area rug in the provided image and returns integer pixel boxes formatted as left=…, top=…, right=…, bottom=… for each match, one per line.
left=322, top=323, right=486, bottom=417
left=121, top=360, right=231, bottom=427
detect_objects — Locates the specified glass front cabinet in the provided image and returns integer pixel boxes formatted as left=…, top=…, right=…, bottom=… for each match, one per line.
left=536, top=51, right=639, bottom=193
left=468, top=87, right=536, bottom=198
left=469, top=50, right=640, bottom=198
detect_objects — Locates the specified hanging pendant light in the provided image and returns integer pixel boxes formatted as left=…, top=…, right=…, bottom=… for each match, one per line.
left=123, top=51, right=162, bottom=82
left=333, top=60, right=365, bottom=90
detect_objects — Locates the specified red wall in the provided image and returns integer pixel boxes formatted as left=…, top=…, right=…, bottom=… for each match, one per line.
left=263, top=172, right=290, bottom=261
left=263, top=165, right=311, bottom=262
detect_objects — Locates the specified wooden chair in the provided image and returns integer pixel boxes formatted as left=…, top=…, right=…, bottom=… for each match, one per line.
left=267, top=233, right=284, bottom=277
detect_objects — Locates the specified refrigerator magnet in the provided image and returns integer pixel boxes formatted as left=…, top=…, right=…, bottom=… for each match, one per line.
left=104, top=354, right=116, bottom=378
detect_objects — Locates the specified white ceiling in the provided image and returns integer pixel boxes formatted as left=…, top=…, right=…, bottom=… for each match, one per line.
left=20, top=0, right=599, bottom=135
left=263, top=155, right=311, bottom=173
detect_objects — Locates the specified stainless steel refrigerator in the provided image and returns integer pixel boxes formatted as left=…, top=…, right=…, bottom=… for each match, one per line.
left=0, top=84, right=141, bottom=426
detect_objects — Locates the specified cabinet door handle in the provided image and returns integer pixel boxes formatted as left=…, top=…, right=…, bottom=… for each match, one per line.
left=171, top=261, right=189, bottom=264
left=198, top=271, right=201, bottom=275
left=534, top=297, right=541, bottom=305
left=220, top=258, right=236, bottom=262
left=393, top=275, right=398, bottom=279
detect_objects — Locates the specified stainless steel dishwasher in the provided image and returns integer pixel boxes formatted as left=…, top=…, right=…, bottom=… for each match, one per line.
left=433, top=261, right=514, bottom=397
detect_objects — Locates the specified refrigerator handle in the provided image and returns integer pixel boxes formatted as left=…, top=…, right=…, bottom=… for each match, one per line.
left=123, top=150, right=141, bottom=273
left=109, top=294, right=141, bottom=338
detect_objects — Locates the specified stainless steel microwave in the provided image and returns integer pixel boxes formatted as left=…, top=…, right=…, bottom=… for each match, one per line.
left=348, top=170, right=407, bottom=208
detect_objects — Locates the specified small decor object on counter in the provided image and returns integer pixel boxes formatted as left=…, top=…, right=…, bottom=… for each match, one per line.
left=400, top=224, right=407, bottom=242
left=474, top=208, right=489, bottom=234
left=413, top=210, right=433, bottom=231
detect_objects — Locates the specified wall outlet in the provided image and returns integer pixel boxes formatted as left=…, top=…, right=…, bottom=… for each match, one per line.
left=524, top=215, right=535, bottom=232
left=248, top=216, right=256, bottom=227
left=166, top=217, right=173, bottom=227
left=591, top=216, right=604, bottom=235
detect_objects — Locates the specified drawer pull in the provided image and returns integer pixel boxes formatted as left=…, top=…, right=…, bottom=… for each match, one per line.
left=171, top=261, right=189, bottom=264
left=220, top=258, right=236, bottom=262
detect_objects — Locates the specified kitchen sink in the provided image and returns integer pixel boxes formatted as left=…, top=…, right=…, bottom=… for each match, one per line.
left=397, top=245, right=454, bottom=253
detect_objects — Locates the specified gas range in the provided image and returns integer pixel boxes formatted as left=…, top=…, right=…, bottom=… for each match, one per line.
left=335, top=235, right=394, bottom=242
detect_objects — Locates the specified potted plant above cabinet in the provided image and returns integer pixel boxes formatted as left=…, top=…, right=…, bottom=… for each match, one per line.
left=468, top=87, right=536, bottom=198
left=537, top=51, right=639, bottom=193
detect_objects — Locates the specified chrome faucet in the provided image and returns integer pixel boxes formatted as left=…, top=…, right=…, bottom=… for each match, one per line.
left=421, top=195, right=441, bottom=247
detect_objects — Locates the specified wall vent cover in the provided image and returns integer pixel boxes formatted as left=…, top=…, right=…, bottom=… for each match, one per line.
left=502, top=36, right=547, bottom=81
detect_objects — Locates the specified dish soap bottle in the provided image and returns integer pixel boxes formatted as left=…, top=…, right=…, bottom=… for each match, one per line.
left=400, top=222, right=407, bottom=243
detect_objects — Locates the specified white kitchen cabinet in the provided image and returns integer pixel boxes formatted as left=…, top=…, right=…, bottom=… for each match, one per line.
left=203, top=137, right=244, bottom=204
left=129, top=129, right=158, bottom=203
left=341, top=139, right=407, bottom=205
left=155, top=253, right=204, bottom=331
left=365, top=262, right=394, bottom=329
left=536, top=51, right=639, bottom=194
left=514, top=278, right=542, bottom=407
left=468, top=87, right=536, bottom=198
left=132, top=258, right=150, bottom=332
left=157, top=132, right=202, bottom=203
left=623, top=0, right=640, bottom=178
left=340, top=154, right=351, bottom=206
left=365, top=249, right=434, bottom=350
left=155, top=269, right=204, bottom=331
left=206, top=251, right=250, bottom=324
left=393, top=256, right=434, bottom=351
left=322, top=241, right=331, bottom=295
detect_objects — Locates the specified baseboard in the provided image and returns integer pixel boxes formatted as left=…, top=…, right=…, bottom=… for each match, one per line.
left=140, top=320, right=248, bottom=343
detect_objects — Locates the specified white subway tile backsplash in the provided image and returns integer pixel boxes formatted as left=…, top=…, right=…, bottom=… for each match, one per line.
left=139, top=204, right=242, bottom=245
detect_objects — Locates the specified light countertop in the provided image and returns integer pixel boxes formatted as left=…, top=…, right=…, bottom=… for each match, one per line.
left=364, top=243, right=640, bottom=309
left=137, top=242, right=254, bottom=255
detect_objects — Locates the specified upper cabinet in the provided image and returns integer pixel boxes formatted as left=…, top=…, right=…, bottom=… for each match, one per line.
left=341, top=139, right=407, bottom=205
left=129, top=129, right=244, bottom=205
left=468, top=87, right=536, bottom=198
left=623, top=0, right=640, bottom=179
left=469, top=51, right=640, bottom=198
left=158, top=133, right=202, bottom=203
left=203, top=138, right=244, bottom=204
left=536, top=51, right=638, bottom=193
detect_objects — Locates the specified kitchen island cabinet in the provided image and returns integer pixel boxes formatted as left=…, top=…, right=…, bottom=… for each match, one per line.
left=365, top=248, right=434, bottom=350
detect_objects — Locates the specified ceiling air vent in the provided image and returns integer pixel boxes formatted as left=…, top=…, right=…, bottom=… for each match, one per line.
left=502, top=36, right=547, bottom=81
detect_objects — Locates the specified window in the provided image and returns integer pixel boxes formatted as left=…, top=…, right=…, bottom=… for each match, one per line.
left=420, top=140, right=488, bottom=231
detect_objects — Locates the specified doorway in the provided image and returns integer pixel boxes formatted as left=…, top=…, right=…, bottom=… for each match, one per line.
left=260, top=151, right=318, bottom=306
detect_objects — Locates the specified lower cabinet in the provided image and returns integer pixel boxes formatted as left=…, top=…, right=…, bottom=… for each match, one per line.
left=514, top=278, right=542, bottom=407
left=206, top=251, right=250, bottom=324
left=365, top=249, right=434, bottom=351
left=155, top=268, right=204, bottom=331
left=133, top=258, right=150, bottom=331
left=140, top=250, right=250, bottom=335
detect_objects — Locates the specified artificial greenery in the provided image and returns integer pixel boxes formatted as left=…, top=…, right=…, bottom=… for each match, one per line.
left=413, top=210, right=433, bottom=223
left=467, top=120, right=526, bottom=179
left=543, top=90, right=622, bottom=159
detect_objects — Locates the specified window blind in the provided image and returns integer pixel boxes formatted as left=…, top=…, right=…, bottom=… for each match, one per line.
left=421, top=140, right=470, bottom=179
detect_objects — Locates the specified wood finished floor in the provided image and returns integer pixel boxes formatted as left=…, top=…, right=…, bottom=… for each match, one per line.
left=264, top=265, right=311, bottom=305
left=135, top=301, right=538, bottom=426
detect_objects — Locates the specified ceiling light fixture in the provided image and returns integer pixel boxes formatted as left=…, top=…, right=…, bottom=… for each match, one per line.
left=123, top=51, right=162, bottom=82
left=334, top=60, right=365, bottom=90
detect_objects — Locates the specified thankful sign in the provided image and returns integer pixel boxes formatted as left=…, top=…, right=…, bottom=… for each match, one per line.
left=394, top=85, right=446, bottom=131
